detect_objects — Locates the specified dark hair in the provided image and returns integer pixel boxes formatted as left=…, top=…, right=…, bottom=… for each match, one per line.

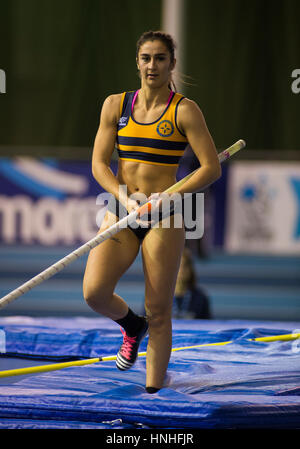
left=136, top=30, right=177, bottom=91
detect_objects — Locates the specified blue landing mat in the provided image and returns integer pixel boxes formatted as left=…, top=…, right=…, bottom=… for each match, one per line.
left=0, top=317, right=300, bottom=429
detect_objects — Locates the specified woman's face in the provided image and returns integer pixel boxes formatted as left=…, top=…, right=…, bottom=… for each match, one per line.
left=136, top=39, right=175, bottom=88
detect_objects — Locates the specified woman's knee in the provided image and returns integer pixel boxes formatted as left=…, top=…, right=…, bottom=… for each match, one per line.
left=145, top=302, right=172, bottom=329
left=83, top=280, right=112, bottom=310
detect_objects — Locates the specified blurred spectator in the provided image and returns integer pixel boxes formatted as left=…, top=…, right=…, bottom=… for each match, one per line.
left=173, top=247, right=212, bottom=319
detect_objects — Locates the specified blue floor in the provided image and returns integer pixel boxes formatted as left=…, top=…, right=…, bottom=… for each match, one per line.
left=0, top=316, right=300, bottom=429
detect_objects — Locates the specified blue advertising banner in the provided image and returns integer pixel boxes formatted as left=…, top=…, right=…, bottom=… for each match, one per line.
left=0, top=157, right=227, bottom=248
left=225, top=162, right=300, bottom=254
left=0, top=158, right=110, bottom=246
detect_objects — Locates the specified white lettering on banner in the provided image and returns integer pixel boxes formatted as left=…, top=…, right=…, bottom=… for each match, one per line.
left=0, top=195, right=99, bottom=245
left=0, top=195, right=33, bottom=243
left=0, top=190, right=205, bottom=244
left=33, top=198, right=62, bottom=245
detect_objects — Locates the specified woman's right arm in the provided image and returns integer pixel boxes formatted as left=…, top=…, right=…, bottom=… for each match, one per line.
left=91, top=94, right=129, bottom=206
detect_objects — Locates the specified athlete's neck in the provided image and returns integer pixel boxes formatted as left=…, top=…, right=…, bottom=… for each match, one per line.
left=137, top=86, right=172, bottom=111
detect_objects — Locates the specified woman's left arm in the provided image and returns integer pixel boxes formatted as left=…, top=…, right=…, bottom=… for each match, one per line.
left=174, top=98, right=222, bottom=195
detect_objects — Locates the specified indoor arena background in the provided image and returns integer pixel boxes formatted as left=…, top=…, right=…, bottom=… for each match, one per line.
left=0, top=0, right=300, bottom=431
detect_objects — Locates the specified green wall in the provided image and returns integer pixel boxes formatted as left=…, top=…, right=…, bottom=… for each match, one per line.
left=0, top=0, right=299, bottom=157
left=184, top=0, right=300, bottom=151
left=0, top=0, right=162, bottom=154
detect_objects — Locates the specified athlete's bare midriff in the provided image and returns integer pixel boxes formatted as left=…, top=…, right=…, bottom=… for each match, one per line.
left=117, top=159, right=178, bottom=197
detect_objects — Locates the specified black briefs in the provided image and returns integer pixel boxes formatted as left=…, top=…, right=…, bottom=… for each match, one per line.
left=107, top=196, right=179, bottom=241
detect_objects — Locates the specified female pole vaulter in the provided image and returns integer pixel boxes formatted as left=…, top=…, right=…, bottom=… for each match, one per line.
left=83, top=31, right=221, bottom=393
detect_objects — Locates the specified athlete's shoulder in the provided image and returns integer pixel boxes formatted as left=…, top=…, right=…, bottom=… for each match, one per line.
left=176, top=96, right=205, bottom=120
left=100, top=93, right=125, bottom=123
left=176, top=97, right=207, bottom=133
left=177, top=96, right=201, bottom=112
left=103, top=91, right=136, bottom=114
left=104, top=91, right=135, bottom=102
left=102, top=93, right=124, bottom=108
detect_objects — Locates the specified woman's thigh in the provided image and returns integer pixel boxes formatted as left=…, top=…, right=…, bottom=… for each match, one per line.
left=141, top=214, right=185, bottom=317
left=83, top=211, right=140, bottom=298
